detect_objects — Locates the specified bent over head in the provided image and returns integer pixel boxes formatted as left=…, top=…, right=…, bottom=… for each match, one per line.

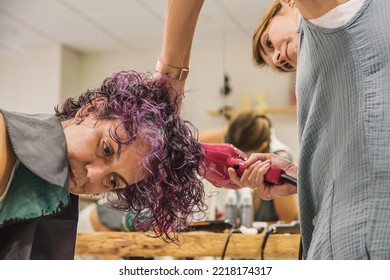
left=56, top=70, right=206, bottom=242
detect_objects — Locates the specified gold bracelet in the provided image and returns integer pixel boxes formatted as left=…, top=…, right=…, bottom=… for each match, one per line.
left=155, top=58, right=190, bottom=81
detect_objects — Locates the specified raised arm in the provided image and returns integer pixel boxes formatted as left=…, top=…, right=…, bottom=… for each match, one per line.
left=157, top=0, right=204, bottom=112
left=295, top=0, right=348, bottom=19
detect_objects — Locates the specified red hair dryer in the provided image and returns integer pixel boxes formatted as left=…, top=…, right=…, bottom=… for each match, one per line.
left=201, top=143, right=247, bottom=189
left=201, top=143, right=297, bottom=189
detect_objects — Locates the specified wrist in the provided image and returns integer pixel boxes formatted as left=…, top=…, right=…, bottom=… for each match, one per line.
left=156, top=58, right=189, bottom=81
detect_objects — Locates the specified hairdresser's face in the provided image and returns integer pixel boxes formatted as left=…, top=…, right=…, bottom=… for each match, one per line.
left=63, top=116, right=148, bottom=195
left=259, top=2, right=301, bottom=72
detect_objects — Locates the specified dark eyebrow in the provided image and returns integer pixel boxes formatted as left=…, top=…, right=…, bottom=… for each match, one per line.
left=116, top=143, right=123, bottom=159
left=116, top=173, right=129, bottom=187
left=115, top=143, right=130, bottom=186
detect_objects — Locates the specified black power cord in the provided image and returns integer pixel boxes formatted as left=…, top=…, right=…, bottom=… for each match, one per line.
left=280, top=173, right=297, bottom=186
left=222, top=169, right=300, bottom=260
left=261, top=226, right=276, bottom=260
left=260, top=221, right=301, bottom=260
left=221, top=228, right=236, bottom=260
left=221, top=227, right=264, bottom=260
left=260, top=174, right=301, bottom=260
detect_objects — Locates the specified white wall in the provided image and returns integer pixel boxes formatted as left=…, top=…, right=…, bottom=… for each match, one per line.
left=0, top=44, right=62, bottom=114
left=60, top=47, right=82, bottom=103
left=0, top=43, right=300, bottom=159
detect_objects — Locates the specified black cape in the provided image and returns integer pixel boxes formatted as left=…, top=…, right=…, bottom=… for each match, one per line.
left=0, top=109, right=78, bottom=260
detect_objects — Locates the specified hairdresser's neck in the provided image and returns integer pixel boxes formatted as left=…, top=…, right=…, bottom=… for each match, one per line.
left=295, top=0, right=349, bottom=19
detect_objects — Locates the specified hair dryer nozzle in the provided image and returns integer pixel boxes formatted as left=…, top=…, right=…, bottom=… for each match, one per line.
left=201, top=143, right=247, bottom=189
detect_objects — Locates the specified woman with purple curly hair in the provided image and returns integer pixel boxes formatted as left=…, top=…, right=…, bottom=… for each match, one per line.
left=0, top=0, right=206, bottom=260
left=0, top=71, right=206, bottom=259
left=57, top=70, right=206, bottom=237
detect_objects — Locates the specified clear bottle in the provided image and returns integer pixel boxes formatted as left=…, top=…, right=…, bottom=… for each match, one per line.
left=240, top=189, right=254, bottom=228
left=224, top=190, right=238, bottom=227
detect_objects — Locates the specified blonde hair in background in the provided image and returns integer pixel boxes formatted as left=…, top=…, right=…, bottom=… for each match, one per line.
left=224, top=110, right=272, bottom=154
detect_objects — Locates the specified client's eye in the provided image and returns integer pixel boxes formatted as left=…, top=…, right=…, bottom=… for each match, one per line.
left=106, top=173, right=126, bottom=190
left=109, top=174, right=118, bottom=189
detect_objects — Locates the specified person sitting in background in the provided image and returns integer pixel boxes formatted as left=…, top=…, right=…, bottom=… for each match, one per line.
left=76, top=198, right=152, bottom=260
left=199, top=110, right=298, bottom=223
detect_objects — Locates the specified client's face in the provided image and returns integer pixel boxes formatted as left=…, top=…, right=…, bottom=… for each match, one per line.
left=63, top=116, right=149, bottom=195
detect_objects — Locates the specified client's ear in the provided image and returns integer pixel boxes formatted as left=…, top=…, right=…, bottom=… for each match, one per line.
left=75, top=97, right=108, bottom=124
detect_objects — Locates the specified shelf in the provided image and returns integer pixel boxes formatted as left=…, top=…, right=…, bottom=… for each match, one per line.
left=75, top=231, right=300, bottom=259
left=207, top=106, right=296, bottom=117
left=265, top=106, right=296, bottom=114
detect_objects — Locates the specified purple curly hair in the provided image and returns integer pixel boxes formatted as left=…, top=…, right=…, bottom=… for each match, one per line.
left=55, top=70, right=206, bottom=243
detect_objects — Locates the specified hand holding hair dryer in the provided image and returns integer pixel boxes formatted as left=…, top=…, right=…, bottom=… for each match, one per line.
left=201, top=143, right=297, bottom=189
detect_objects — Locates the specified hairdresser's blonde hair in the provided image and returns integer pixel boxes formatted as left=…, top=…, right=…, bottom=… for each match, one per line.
left=253, top=0, right=282, bottom=67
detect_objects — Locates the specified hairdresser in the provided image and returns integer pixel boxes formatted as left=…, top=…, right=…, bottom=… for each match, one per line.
left=229, top=0, right=390, bottom=259
left=165, top=0, right=390, bottom=259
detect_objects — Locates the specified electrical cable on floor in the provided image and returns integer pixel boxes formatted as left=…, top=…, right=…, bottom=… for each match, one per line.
left=260, top=226, right=275, bottom=260
left=221, top=228, right=235, bottom=260
left=260, top=221, right=302, bottom=260
left=260, top=174, right=300, bottom=260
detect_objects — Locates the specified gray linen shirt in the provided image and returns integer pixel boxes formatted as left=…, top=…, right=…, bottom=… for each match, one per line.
left=296, top=0, right=390, bottom=259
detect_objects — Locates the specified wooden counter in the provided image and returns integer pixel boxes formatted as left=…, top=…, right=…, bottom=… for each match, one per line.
left=75, top=231, right=300, bottom=259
